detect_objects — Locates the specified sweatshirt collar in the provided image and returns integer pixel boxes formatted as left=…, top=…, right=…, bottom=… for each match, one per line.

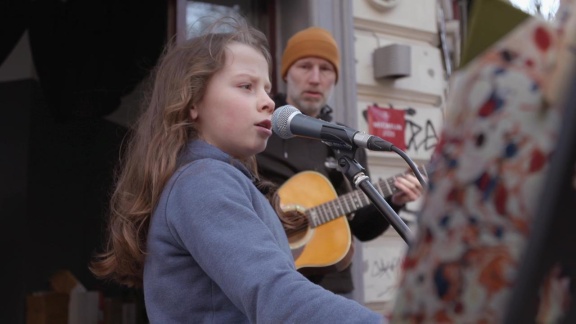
left=180, top=140, right=253, bottom=180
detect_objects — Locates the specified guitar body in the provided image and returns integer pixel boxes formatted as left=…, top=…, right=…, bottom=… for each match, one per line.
left=278, top=171, right=352, bottom=274
left=277, top=165, right=426, bottom=274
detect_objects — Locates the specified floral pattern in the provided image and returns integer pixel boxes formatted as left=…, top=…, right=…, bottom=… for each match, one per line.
left=391, top=2, right=576, bottom=323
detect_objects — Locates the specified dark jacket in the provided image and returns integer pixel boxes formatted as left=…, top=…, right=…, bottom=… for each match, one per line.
left=256, top=94, right=402, bottom=293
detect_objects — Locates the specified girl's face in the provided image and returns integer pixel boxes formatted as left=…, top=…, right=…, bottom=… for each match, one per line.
left=191, top=42, right=274, bottom=159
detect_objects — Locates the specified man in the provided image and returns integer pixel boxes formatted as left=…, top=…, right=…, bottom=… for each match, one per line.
left=256, top=27, right=423, bottom=295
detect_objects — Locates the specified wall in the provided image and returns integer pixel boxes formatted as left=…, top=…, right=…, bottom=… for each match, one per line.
left=351, top=0, right=450, bottom=313
left=288, top=0, right=456, bottom=309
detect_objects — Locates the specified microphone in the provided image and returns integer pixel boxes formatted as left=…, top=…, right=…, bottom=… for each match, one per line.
left=271, top=105, right=394, bottom=151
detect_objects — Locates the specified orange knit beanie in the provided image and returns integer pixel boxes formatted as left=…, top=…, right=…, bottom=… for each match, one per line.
left=281, top=27, right=340, bottom=82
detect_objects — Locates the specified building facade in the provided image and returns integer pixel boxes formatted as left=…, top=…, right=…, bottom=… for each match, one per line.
left=272, top=0, right=456, bottom=310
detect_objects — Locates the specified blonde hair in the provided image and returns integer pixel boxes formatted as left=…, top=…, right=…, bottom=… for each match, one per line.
left=91, top=18, right=271, bottom=287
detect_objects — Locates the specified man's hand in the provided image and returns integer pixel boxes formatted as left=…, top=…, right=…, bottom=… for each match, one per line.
left=390, top=174, right=424, bottom=206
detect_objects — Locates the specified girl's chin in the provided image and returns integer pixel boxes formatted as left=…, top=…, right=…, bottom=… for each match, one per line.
left=236, top=144, right=267, bottom=159
left=255, top=144, right=267, bottom=155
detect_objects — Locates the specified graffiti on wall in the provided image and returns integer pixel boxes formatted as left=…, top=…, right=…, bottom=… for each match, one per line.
left=405, top=117, right=439, bottom=153
left=364, top=105, right=440, bottom=155
left=362, top=237, right=407, bottom=303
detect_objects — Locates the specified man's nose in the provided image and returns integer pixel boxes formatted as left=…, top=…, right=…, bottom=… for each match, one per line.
left=308, top=66, right=321, bottom=83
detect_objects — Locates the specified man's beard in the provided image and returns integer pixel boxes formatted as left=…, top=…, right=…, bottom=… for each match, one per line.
left=295, top=99, right=323, bottom=117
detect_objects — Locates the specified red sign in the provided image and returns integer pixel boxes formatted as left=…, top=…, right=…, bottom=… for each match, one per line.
left=367, top=105, right=406, bottom=150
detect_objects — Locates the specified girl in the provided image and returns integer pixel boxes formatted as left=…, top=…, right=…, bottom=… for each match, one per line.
left=91, top=19, right=384, bottom=323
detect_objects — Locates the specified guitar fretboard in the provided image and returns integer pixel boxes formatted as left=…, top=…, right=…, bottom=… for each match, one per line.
left=305, top=174, right=401, bottom=228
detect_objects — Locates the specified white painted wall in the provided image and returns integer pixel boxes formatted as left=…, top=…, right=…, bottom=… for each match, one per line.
left=351, top=0, right=450, bottom=312
left=280, top=0, right=455, bottom=310
left=354, top=0, right=438, bottom=44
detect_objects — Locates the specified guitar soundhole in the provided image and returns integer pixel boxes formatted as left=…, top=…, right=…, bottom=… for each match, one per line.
left=288, top=226, right=314, bottom=255
left=288, top=228, right=309, bottom=244
left=279, top=205, right=313, bottom=251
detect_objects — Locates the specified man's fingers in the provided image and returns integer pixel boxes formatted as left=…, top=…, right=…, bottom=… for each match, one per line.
left=393, top=174, right=424, bottom=203
left=396, top=175, right=422, bottom=192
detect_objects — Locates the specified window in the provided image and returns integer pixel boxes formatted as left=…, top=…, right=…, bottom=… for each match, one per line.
left=170, top=0, right=277, bottom=89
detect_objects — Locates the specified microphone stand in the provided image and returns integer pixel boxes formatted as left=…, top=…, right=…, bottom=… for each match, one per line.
left=333, top=149, right=413, bottom=244
left=391, top=146, right=428, bottom=188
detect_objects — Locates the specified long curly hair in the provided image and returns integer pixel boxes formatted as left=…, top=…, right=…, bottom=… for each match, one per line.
left=90, top=18, right=272, bottom=288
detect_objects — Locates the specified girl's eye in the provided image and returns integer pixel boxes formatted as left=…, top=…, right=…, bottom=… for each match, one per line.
left=240, top=84, right=252, bottom=90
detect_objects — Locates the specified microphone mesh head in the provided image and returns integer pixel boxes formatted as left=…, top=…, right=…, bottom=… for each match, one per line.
left=272, top=105, right=300, bottom=139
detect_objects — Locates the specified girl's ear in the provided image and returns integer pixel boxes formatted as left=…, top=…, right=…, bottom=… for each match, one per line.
left=189, top=106, right=198, bottom=120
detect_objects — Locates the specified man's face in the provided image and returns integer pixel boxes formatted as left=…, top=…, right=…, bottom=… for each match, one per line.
left=284, top=57, right=336, bottom=117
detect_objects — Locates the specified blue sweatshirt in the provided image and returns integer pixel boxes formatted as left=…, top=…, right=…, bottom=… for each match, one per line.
left=144, top=140, right=383, bottom=323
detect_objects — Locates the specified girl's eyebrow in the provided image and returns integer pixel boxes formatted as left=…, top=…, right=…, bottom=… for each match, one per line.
left=233, top=72, right=271, bottom=86
left=232, top=72, right=262, bottom=80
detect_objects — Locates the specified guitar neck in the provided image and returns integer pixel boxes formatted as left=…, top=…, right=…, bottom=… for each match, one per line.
left=305, top=174, right=401, bottom=228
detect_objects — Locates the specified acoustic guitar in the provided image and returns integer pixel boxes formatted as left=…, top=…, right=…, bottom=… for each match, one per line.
left=277, top=168, right=424, bottom=275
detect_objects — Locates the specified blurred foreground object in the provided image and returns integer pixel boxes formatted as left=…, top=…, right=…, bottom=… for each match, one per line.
left=391, top=0, right=576, bottom=322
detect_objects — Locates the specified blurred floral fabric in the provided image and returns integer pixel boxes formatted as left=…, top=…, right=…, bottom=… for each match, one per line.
left=391, top=1, right=576, bottom=323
